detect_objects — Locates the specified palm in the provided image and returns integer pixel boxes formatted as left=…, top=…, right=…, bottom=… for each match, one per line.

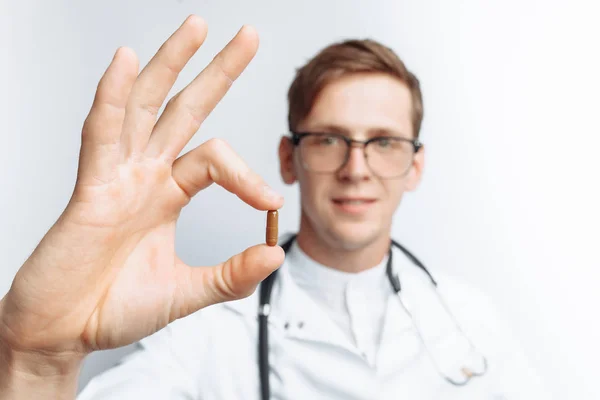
left=90, top=221, right=182, bottom=350
left=72, top=161, right=187, bottom=351
left=0, top=16, right=284, bottom=357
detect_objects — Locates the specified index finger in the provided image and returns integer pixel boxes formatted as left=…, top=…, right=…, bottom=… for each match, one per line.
left=171, top=138, right=284, bottom=210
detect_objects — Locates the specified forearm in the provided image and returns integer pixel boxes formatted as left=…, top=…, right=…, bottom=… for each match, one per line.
left=0, top=333, right=82, bottom=400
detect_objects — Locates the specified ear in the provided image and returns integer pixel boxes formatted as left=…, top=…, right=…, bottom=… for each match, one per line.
left=403, top=144, right=425, bottom=192
left=278, top=136, right=297, bottom=185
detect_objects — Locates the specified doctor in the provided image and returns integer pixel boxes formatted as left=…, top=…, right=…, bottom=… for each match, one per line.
left=0, top=16, right=547, bottom=400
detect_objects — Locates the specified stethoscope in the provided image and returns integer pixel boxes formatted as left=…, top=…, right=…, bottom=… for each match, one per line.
left=258, top=235, right=488, bottom=400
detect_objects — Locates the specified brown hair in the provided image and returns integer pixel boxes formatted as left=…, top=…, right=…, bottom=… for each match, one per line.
left=287, top=39, right=424, bottom=138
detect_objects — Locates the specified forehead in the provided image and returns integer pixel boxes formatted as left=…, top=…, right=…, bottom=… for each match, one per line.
left=300, top=73, right=413, bottom=136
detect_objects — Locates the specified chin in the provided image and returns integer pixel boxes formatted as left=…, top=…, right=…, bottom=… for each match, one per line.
left=326, top=223, right=382, bottom=250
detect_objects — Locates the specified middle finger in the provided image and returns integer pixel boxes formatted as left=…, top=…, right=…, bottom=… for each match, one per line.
left=145, top=25, right=259, bottom=160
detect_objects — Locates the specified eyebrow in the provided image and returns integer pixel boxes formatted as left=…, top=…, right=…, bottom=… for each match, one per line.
left=306, top=124, right=408, bottom=139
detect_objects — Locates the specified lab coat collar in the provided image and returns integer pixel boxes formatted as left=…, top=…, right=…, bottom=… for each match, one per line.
left=221, top=253, right=359, bottom=353
left=220, top=237, right=426, bottom=319
left=273, top=242, right=431, bottom=367
left=222, top=237, right=424, bottom=357
left=286, top=239, right=389, bottom=293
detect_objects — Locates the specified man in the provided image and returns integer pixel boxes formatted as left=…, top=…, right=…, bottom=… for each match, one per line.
left=0, top=16, right=547, bottom=399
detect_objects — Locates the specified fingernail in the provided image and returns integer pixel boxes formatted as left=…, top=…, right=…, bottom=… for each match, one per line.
left=263, top=185, right=283, bottom=202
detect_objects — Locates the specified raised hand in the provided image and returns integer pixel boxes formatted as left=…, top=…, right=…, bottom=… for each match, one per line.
left=0, top=15, right=283, bottom=371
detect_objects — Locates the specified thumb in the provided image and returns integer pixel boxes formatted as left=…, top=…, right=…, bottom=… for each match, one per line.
left=176, top=244, right=285, bottom=317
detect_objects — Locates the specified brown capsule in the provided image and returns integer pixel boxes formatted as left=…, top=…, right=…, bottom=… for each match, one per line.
left=266, top=210, right=278, bottom=246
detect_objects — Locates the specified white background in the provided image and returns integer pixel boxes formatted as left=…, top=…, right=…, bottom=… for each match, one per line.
left=1, top=1, right=598, bottom=398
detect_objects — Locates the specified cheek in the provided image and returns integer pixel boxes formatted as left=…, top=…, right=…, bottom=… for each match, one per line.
left=297, top=173, right=332, bottom=211
left=382, top=181, right=406, bottom=212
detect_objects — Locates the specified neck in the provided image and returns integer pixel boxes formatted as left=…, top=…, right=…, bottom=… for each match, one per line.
left=295, top=215, right=391, bottom=273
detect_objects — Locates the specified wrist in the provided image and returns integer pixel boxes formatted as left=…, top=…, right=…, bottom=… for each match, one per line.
left=0, top=320, right=83, bottom=399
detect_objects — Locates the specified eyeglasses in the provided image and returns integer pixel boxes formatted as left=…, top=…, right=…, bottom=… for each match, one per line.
left=290, top=131, right=422, bottom=179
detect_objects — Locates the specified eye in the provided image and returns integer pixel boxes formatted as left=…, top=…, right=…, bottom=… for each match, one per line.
left=375, top=137, right=392, bottom=148
left=319, top=135, right=339, bottom=145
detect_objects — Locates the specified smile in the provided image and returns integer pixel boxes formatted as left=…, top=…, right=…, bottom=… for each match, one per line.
left=332, top=198, right=377, bottom=214
left=332, top=199, right=375, bottom=205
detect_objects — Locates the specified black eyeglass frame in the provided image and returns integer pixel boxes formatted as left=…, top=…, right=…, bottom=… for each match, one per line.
left=289, top=131, right=423, bottom=178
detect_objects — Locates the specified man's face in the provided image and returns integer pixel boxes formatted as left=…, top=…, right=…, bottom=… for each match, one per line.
left=279, top=72, right=424, bottom=250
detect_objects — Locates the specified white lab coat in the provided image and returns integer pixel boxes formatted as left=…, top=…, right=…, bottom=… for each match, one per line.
left=78, top=238, right=550, bottom=400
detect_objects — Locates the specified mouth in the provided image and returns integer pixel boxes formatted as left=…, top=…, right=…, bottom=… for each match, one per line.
left=331, top=198, right=377, bottom=214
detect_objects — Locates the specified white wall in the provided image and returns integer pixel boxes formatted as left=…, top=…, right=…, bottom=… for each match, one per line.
left=1, top=0, right=598, bottom=398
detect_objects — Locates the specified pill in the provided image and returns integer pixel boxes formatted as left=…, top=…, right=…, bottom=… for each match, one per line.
left=266, top=210, right=278, bottom=246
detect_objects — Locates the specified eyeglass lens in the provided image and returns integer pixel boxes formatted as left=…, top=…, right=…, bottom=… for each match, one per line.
left=298, top=134, right=416, bottom=178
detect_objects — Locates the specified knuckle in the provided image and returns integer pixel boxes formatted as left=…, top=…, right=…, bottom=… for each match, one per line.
left=205, top=138, right=231, bottom=155
left=137, top=101, right=161, bottom=119
left=214, top=261, right=239, bottom=301
left=203, top=139, right=251, bottom=188
left=213, top=54, right=234, bottom=85
left=154, top=42, right=182, bottom=77
left=173, top=93, right=207, bottom=126
left=162, top=58, right=181, bottom=77
left=204, top=139, right=231, bottom=182
left=229, top=169, right=245, bottom=189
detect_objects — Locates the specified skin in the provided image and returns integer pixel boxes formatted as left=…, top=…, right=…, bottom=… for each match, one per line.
left=278, top=73, right=425, bottom=273
left=0, top=15, right=285, bottom=399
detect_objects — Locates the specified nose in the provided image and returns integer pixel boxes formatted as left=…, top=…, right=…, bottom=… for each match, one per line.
left=337, top=144, right=372, bottom=181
